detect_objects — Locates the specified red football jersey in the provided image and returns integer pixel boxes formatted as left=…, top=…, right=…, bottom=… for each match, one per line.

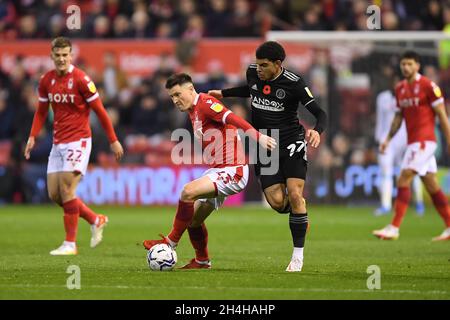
left=38, top=64, right=99, bottom=144
left=188, top=93, right=246, bottom=168
left=395, top=74, right=444, bottom=144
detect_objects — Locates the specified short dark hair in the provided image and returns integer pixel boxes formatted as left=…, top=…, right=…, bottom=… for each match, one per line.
left=51, top=37, right=72, bottom=51
left=165, top=73, right=193, bottom=89
left=400, top=50, right=420, bottom=63
left=256, top=41, right=286, bottom=62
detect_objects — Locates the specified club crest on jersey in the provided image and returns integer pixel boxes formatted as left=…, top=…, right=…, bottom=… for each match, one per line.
left=414, top=85, right=419, bottom=95
left=51, top=79, right=55, bottom=86
left=276, top=89, right=286, bottom=99
left=263, top=85, right=271, bottom=95
left=68, top=78, right=73, bottom=89
left=210, top=103, right=224, bottom=113
left=87, top=81, right=97, bottom=93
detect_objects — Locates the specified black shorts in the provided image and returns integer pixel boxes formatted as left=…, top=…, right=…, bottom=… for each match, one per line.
left=254, top=141, right=308, bottom=190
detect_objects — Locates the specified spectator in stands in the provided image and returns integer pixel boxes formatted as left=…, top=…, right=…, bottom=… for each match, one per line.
left=0, top=92, right=14, bottom=140
left=102, top=51, right=128, bottom=103
left=112, top=14, right=133, bottom=38
left=205, top=0, right=229, bottom=37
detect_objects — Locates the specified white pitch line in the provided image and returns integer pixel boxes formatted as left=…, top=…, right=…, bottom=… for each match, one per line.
left=1, top=284, right=449, bottom=296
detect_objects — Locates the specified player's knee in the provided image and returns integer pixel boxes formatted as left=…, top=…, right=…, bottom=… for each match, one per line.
left=268, top=199, right=286, bottom=213
left=59, top=186, right=75, bottom=203
left=288, top=191, right=304, bottom=208
left=48, top=190, right=60, bottom=204
left=180, top=184, right=196, bottom=202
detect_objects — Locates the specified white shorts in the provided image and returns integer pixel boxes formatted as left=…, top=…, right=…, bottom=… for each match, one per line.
left=199, top=165, right=249, bottom=210
left=47, top=138, right=92, bottom=176
left=400, top=141, right=437, bottom=176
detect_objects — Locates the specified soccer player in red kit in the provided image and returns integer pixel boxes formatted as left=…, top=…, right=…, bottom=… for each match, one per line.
left=24, top=37, right=124, bottom=255
left=373, top=51, right=450, bottom=241
left=143, top=73, right=276, bottom=269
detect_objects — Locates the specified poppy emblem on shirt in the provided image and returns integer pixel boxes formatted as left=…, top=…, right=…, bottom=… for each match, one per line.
left=263, top=85, right=271, bottom=95
left=81, top=140, right=87, bottom=149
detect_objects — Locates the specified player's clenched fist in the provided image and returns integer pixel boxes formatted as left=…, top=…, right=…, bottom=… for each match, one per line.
left=24, top=137, right=35, bottom=160
left=207, top=90, right=223, bottom=99
left=379, top=140, right=389, bottom=154
left=258, top=134, right=277, bottom=150
left=306, top=129, right=320, bottom=148
left=110, top=141, right=124, bottom=161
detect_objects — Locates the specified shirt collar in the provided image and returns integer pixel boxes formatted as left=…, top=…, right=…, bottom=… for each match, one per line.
left=193, top=93, right=200, bottom=106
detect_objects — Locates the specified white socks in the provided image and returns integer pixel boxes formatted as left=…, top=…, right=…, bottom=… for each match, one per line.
left=292, top=247, right=304, bottom=260
left=63, top=241, right=76, bottom=248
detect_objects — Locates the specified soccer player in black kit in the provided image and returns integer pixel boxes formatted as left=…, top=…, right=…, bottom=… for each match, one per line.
left=209, top=41, right=327, bottom=272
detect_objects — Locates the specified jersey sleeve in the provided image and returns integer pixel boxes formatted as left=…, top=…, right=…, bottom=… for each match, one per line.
left=77, top=71, right=100, bottom=103
left=426, top=80, right=444, bottom=108
left=295, top=77, right=315, bottom=107
left=37, top=75, right=49, bottom=103
left=29, top=75, right=50, bottom=138
left=201, top=99, right=232, bottom=124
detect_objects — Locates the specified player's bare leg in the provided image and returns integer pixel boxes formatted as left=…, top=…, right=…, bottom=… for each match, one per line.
left=49, top=172, right=82, bottom=255
left=143, top=175, right=217, bottom=250
left=47, top=173, right=63, bottom=206
left=263, top=183, right=290, bottom=213
left=421, top=173, right=450, bottom=241
left=180, top=200, right=215, bottom=269
left=373, top=169, right=415, bottom=240
left=285, top=178, right=307, bottom=272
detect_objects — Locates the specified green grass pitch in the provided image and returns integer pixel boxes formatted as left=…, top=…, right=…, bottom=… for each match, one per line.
left=0, top=205, right=449, bottom=300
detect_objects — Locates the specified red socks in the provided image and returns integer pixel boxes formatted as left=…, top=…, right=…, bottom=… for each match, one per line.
left=78, top=199, right=98, bottom=225
left=392, top=187, right=411, bottom=228
left=431, top=190, right=450, bottom=227
left=188, top=223, right=209, bottom=261
left=168, top=200, right=194, bottom=244
left=62, top=199, right=80, bottom=242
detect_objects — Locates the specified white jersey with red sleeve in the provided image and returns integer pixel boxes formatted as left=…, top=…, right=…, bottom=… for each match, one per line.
left=395, top=74, right=444, bottom=144
left=188, top=93, right=246, bottom=168
left=38, top=64, right=99, bottom=144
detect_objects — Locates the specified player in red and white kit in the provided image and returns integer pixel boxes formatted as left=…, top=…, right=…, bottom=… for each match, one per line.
left=142, top=73, right=276, bottom=269
left=373, top=51, right=450, bottom=241
left=24, top=37, right=124, bottom=255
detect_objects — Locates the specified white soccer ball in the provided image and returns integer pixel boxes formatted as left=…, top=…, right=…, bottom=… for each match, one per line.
left=146, top=243, right=177, bottom=271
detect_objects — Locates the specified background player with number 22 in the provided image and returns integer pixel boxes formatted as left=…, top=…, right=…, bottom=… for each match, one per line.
left=373, top=51, right=450, bottom=241
left=24, top=37, right=124, bottom=255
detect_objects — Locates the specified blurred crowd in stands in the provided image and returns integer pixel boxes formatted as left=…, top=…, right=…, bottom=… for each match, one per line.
left=1, top=0, right=450, bottom=40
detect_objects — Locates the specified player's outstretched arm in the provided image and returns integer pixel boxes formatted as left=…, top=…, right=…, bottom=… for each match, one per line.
left=434, top=103, right=450, bottom=153
left=380, top=111, right=403, bottom=154
left=224, top=112, right=276, bottom=150
left=209, top=85, right=250, bottom=99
